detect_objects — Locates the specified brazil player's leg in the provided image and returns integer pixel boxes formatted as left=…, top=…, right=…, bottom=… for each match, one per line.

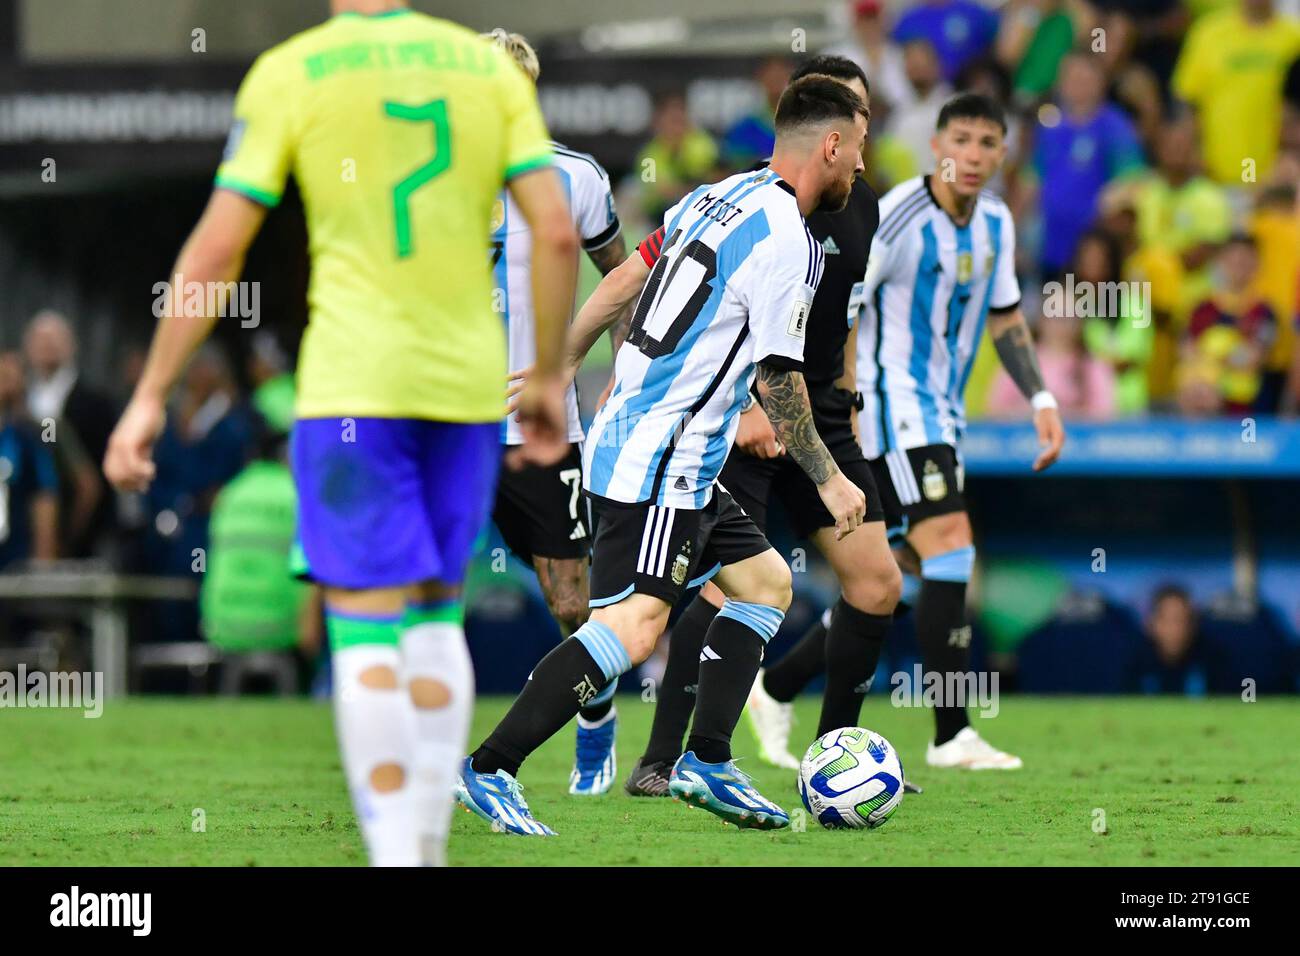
left=458, top=488, right=794, bottom=833
left=294, top=417, right=499, bottom=865
left=491, top=444, right=620, bottom=796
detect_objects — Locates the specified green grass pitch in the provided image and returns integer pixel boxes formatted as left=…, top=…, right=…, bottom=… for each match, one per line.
left=2, top=696, right=1297, bottom=866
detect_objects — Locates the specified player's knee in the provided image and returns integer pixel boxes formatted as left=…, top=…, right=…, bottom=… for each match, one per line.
left=845, top=561, right=902, bottom=614
left=409, top=676, right=452, bottom=709
left=750, top=556, right=793, bottom=611
left=369, top=762, right=406, bottom=792
left=358, top=664, right=399, bottom=691
left=620, top=622, right=660, bottom=665
left=920, top=512, right=973, bottom=555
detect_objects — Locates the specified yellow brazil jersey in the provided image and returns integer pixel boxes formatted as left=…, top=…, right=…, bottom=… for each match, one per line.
left=1171, top=9, right=1300, bottom=185
left=216, top=9, right=553, bottom=422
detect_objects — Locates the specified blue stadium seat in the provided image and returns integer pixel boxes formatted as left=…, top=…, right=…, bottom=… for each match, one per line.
left=1016, top=592, right=1144, bottom=693
left=1197, top=596, right=1298, bottom=695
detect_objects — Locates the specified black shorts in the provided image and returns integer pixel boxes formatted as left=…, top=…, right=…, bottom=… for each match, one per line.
left=868, top=443, right=966, bottom=538
left=719, top=392, right=885, bottom=538
left=587, top=487, right=771, bottom=608
left=493, top=444, right=591, bottom=564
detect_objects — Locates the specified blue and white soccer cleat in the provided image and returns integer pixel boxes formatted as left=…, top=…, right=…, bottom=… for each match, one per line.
left=455, top=757, right=555, bottom=836
left=668, top=751, right=789, bottom=830
left=569, top=709, right=617, bottom=796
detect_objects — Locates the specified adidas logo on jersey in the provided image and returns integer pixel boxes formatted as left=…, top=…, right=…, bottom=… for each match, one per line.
left=674, top=476, right=689, bottom=491
left=821, top=236, right=840, bottom=255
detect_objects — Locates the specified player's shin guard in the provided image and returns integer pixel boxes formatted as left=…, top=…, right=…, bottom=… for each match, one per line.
left=400, top=600, right=473, bottom=867
left=761, top=605, right=831, bottom=703
left=327, top=609, right=418, bottom=867
left=686, top=601, right=784, bottom=764
left=817, top=598, right=891, bottom=736
left=472, top=621, right=631, bottom=778
left=916, top=546, right=975, bottom=745
left=641, top=594, right=718, bottom=764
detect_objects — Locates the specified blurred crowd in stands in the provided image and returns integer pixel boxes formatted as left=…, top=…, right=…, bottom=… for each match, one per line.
left=624, top=0, right=1300, bottom=422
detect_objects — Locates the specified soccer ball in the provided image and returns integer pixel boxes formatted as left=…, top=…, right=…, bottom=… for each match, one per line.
left=798, top=727, right=904, bottom=829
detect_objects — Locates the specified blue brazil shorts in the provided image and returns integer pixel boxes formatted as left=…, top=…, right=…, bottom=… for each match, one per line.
left=290, top=417, right=499, bottom=589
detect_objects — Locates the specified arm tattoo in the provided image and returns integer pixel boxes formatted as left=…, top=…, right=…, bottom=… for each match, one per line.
left=991, top=318, right=1047, bottom=399
left=586, top=234, right=628, bottom=277
left=589, top=236, right=632, bottom=353
left=756, top=363, right=838, bottom=485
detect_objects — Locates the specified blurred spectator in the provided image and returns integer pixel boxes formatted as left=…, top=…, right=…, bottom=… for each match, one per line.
left=890, top=39, right=952, bottom=174
left=987, top=310, right=1116, bottom=419
left=1096, top=181, right=1189, bottom=410
left=247, top=331, right=296, bottom=435
left=1172, top=0, right=1300, bottom=185
left=892, top=0, right=1000, bottom=83
left=635, top=91, right=719, bottom=226
left=1030, top=48, right=1145, bottom=276
left=860, top=95, right=920, bottom=193
left=200, top=404, right=321, bottom=666
left=996, top=0, right=1081, bottom=104
left=142, top=344, right=252, bottom=579
left=23, top=310, right=118, bottom=556
left=1087, top=0, right=1189, bottom=90
left=720, top=57, right=791, bottom=171
left=1247, top=183, right=1300, bottom=406
left=1178, top=233, right=1279, bottom=415
left=1127, top=585, right=1206, bottom=695
left=0, top=351, right=58, bottom=569
left=1134, top=114, right=1232, bottom=308
left=826, top=0, right=910, bottom=110
left=1074, top=229, right=1154, bottom=414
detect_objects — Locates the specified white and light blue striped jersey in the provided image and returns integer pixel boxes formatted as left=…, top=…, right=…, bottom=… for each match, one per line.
left=584, top=168, right=823, bottom=509
left=494, top=141, right=621, bottom=445
left=854, top=175, right=1019, bottom=459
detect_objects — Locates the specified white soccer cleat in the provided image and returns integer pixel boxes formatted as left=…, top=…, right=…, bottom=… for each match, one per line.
left=925, top=727, right=1023, bottom=770
left=744, top=671, right=801, bottom=770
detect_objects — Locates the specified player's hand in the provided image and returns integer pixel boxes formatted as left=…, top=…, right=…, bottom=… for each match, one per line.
left=1032, top=406, right=1065, bottom=472
left=103, top=394, right=166, bottom=493
left=817, top=469, right=866, bottom=540
left=511, top=372, right=568, bottom=469
left=735, top=403, right=783, bottom=458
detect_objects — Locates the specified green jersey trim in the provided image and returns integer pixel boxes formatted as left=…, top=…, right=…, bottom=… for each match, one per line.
left=214, top=174, right=282, bottom=208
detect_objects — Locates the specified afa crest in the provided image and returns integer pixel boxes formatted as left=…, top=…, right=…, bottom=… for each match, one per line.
left=956, top=251, right=974, bottom=285
left=922, top=459, right=948, bottom=501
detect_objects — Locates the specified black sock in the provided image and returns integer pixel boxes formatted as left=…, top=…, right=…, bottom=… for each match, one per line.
left=642, top=595, right=717, bottom=764
left=915, top=578, right=971, bottom=745
left=579, top=696, right=613, bottom=722
left=685, top=615, right=766, bottom=764
left=762, top=615, right=828, bottom=703
left=473, top=637, right=609, bottom=777
left=817, top=598, right=891, bottom=737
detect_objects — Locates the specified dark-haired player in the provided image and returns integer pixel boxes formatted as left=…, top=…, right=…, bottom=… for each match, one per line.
left=481, top=29, right=629, bottom=798
left=625, top=55, right=905, bottom=792
left=749, top=93, right=1066, bottom=771
left=457, top=76, right=872, bottom=834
